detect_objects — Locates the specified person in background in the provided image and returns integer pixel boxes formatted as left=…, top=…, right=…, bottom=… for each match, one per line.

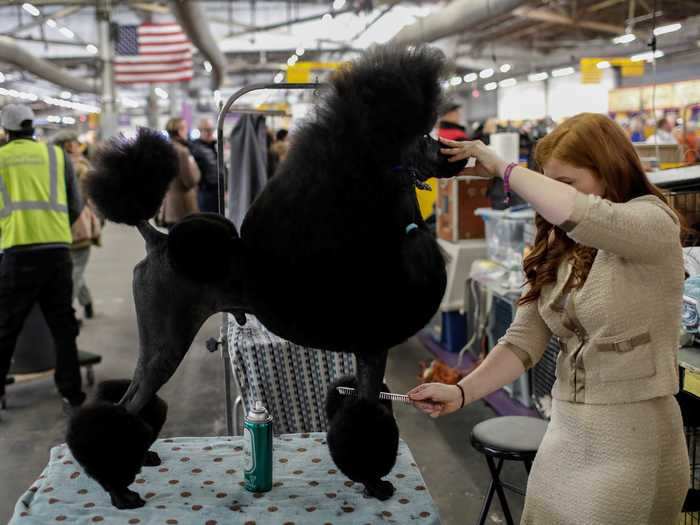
left=271, top=129, right=290, bottom=164
left=410, top=113, right=689, bottom=524
left=53, top=130, right=101, bottom=323
left=160, top=117, right=200, bottom=229
left=437, top=102, right=468, bottom=141
left=190, top=117, right=221, bottom=214
left=630, top=117, right=645, bottom=142
left=0, top=105, right=86, bottom=413
left=646, top=117, right=678, bottom=145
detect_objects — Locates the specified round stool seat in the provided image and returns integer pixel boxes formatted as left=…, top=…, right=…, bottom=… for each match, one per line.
left=472, top=416, right=548, bottom=453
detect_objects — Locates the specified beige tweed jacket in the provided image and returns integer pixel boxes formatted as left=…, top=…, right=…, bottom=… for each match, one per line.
left=500, top=192, right=684, bottom=404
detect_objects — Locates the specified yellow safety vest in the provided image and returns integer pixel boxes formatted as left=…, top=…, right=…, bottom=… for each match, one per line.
left=0, top=139, right=72, bottom=250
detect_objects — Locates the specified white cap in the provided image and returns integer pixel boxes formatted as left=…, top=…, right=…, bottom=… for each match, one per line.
left=1, top=104, right=35, bottom=131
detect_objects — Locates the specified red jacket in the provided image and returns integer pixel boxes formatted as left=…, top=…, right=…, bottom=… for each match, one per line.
left=438, top=121, right=468, bottom=141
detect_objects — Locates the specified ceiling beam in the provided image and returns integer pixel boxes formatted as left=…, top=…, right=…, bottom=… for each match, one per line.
left=513, top=6, right=628, bottom=35
left=584, top=0, right=625, bottom=14
left=4, top=5, right=83, bottom=36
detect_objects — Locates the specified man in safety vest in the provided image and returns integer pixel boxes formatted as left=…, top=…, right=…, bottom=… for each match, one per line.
left=0, top=104, right=86, bottom=413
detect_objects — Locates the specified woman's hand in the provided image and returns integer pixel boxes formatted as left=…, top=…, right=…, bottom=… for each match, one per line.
left=407, top=383, right=465, bottom=418
left=439, top=138, right=508, bottom=179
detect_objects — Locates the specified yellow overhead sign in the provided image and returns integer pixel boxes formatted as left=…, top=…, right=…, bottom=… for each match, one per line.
left=285, top=61, right=346, bottom=83
left=580, top=58, right=645, bottom=84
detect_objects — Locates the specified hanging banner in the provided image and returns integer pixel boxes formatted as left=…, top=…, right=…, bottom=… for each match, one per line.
left=286, top=62, right=345, bottom=84
left=580, top=58, right=644, bottom=84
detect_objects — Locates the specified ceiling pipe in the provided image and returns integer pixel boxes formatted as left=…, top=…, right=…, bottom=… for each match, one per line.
left=170, top=0, right=227, bottom=89
left=391, top=0, right=529, bottom=46
left=0, top=36, right=98, bottom=94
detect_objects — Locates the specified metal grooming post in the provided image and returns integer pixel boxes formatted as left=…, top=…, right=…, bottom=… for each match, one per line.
left=215, top=83, right=323, bottom=435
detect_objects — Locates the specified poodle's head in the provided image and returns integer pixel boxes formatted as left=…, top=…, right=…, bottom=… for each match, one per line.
left=67, top=403, right=153, bottom=492
left=401, top=134, right=468, bottom=181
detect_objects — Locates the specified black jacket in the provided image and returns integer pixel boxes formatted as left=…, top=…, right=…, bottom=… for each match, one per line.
left=190, top=139, right=219, bottom=190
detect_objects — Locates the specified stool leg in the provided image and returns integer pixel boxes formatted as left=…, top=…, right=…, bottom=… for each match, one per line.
left=485, top=455, right=515, bottom=525
left=477, top=457, right=504, bottom=525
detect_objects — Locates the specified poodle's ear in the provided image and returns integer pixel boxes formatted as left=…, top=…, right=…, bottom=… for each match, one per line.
left=167, top=213, right=242, bottom=283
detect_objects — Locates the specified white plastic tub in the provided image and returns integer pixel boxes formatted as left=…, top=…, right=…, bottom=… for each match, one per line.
left=474, top=206, right=535, bottom=270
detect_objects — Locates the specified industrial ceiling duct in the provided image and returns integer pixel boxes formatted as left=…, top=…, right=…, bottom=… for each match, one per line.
left=0, top=36, right=98, bottom=94
left=391, top=0, right=530, bottom=46
left=170, top=0, right=227, bottom=90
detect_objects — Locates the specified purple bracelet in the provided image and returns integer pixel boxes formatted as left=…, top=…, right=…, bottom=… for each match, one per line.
left=502, top=162, right=518, bottom=207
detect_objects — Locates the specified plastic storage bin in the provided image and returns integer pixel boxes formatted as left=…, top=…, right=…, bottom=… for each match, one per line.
left=475, top=206, right=535, bottom=270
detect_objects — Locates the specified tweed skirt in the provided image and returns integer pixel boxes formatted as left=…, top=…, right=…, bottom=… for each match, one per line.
left=521, top=396, right=689, bottom=525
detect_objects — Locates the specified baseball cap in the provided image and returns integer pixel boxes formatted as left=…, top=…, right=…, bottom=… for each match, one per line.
left=439, top=101, right=461, bottom=117
left=52, top=130, right=79, bottom=146
left=1, top=104, right=35, bottom=131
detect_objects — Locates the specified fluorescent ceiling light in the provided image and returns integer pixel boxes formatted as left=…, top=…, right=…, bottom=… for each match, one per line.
left=528, top=72, right=549, bottom=82
left=22, top=3, right=40, bottom=16
left=484, top=82, right=498, bottom=91
left=333, top=0, right=346, bottom=9
left=479, top=68, right=494, bottom=79
left=59, top=27, right=75, bottom=39
left=463, top=73, right=477, bottom=83
left=0, top=72, right=4, bottom=83
left=499, top=64, right=511, bottom=73
left=60, top=91, right=72, bottom=99
left=154, top=87, right=168, bottom=99
left=287, top=55, right=298, bottom=66
left=274, top=72, right=284, bottom=83
left=322, top=13, right=333, bottom=22
left=596, top=61, right=611, bottom=69
left=203, top=61, right=212, bottom=73
left=551, top=66, right=575, bottom=77
left=612, top=33, right=636, bottom=44
left=450, top=76, right=462, bottom=86
left=46, top=19, right=57, bottom=28
left=296, top=47, right=305, bottom=56
left=498, top=78, right=517, bottom=88
left=630, top=50, right=664, bottom=62
left=62, top=116, right=76, bottom=125
left=86, top=44, right=98, bottom=54
left=654, top=23, right=681, bottom=36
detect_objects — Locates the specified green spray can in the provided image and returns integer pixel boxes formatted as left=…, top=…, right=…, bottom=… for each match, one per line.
left=243, top=400, right=273, bottom=492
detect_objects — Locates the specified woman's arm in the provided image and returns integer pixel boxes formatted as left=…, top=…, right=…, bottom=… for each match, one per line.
left=439, top=138, right=577, bottom=227
left=409, top=345, right=526, bottom=417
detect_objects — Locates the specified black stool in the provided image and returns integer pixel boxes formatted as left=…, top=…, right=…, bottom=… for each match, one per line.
left=471, top=416, right=548, bottom=525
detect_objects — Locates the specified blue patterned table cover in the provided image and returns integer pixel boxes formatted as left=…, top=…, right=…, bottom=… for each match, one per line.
left=10, top=433, right=440, bottom=524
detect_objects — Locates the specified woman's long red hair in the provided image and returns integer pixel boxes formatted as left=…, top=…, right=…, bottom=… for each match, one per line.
left=519, top=112, right=682, bottom=305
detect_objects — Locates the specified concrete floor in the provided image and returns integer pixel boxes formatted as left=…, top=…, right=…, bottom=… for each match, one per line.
left=0, top=223, right=527, bottom=524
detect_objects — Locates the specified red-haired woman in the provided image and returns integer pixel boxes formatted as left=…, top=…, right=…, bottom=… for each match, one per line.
left=409, top=113, right=689, bottom=524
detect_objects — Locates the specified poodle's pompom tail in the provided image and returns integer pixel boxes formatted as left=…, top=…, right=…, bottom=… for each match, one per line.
left=324, top=45, right=446, bottom=156
left=87, top=128, right=178, bottom=225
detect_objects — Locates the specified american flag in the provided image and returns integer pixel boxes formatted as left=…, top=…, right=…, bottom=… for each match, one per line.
left=114, top=23, right=194, bottom=84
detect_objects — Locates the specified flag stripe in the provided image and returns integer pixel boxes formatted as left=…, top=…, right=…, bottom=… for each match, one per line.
left=113, top=61, right=193, bottom=73
left=138, top=24, right=182, bottom=34
left=138, top=43, right=193, bottom=54
left=114, top=52, right=192, bottom=64
left=138, top=34, right=189, bottom=44
left=115, top=70, right=194, bottom=83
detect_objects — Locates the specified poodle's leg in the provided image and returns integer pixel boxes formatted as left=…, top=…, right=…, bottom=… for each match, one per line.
left=105, top=486, right=145, bottom=510
left=143, top=451, right=161, bottom=467
left=327, top=350, right=399, bottom=500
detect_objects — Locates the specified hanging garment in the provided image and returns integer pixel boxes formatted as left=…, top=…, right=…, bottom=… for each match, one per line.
left=228, top=114, right=268, bottom=229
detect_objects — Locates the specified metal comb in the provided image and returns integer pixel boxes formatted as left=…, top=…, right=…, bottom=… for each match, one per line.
left=336, top=386, right=411, bottom=404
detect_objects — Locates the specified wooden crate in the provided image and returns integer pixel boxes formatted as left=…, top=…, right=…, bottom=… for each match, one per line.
left=436, top=178, right=490, bottom=242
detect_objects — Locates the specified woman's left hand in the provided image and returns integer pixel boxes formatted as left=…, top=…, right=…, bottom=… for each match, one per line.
left=439, top=138, right=507, bottom=179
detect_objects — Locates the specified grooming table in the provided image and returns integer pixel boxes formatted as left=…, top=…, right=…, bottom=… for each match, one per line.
left=10, top=433, right=440, bottom=524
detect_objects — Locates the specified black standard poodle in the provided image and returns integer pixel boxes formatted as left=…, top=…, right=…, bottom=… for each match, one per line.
left=66, top=380, right=167, bottom=509
left=69, top=44, right=468, bottom=507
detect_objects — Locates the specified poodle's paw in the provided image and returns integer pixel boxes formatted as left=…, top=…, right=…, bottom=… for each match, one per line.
left=110, top=488, right=145, bottom=509
left=143, top=450, right=161, bottom=467
left=363, top=479, right=395, bottom=501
